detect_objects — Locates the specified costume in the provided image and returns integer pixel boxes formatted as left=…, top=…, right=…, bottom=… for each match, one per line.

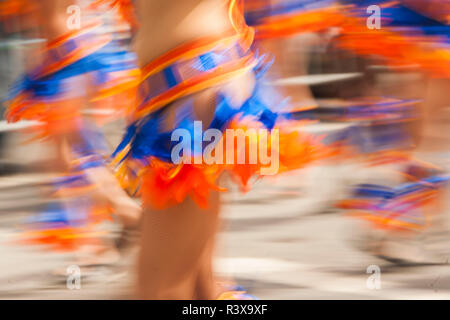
left=337, top=0, right=450, bottom=78
left=92, top=0, right=331, bottom=209
left=329, top=1, right=450, bottom=233
left=6, top=20, right=139, bottom=139
left=2, top=1, right=139, bottom=251
left=339, top=162, right=449, bottom=233
left=111, top=33, right=329, bottom=209
left=243, top=0, right=450, bottom=77
left=241, top=1, right=450, bottom=234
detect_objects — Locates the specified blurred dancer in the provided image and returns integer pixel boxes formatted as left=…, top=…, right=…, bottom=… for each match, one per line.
left=2, top=0, right=141, bottom=264
left=333, top=0, right=450, bottom=263
left=337, top=0, right=450, bottom=77
left=92, top=0, right=330, bottom=299
left=243, top=0, right=450, bottom=263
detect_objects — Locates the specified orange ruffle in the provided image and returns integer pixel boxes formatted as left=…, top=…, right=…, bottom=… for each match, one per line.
left=141, top=159, right=224, bottom=210
left=224, top=117, right=331, bottom=189
left=118, top=117, right=333, bottom=210
left=6, top=95, right=84, bottom=141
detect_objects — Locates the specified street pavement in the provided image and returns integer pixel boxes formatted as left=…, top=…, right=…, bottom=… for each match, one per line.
left=0, top=164, right=449, bottom=300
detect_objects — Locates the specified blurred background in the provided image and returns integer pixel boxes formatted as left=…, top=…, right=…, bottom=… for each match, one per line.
left=0, top=0, right=449, bottom=299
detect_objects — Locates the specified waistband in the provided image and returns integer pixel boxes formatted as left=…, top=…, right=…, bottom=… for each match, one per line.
left=30, top=21, right=112, bottom=79
left=134, top=33, right=257, bottom=119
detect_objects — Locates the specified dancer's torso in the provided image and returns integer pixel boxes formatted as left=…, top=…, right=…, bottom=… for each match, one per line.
left=133, top=0, right=232, bottom=67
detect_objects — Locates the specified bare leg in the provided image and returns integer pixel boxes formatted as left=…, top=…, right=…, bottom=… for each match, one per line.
left=137, top=192, right=220, bottom=300
left=193, top=224, right=223, bottom=300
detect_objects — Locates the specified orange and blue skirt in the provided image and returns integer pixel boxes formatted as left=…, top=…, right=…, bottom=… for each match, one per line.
left=111, top=35, right=331, bottom=210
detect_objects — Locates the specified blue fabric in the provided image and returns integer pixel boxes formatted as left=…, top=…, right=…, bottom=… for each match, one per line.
left=112, top=77, right=285, bottom=164
left=8, top=42, right=138, bottom=101
left=199, top=53, right=217, bottom=71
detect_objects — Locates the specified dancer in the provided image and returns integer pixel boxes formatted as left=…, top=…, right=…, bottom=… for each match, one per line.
left=244, top=0, right=450, bottom=263
left=333, top=0, right=450, bottom=263
left=93, top=0, right=330, bottom=299
left=2, top=0, right=141, bottom=263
